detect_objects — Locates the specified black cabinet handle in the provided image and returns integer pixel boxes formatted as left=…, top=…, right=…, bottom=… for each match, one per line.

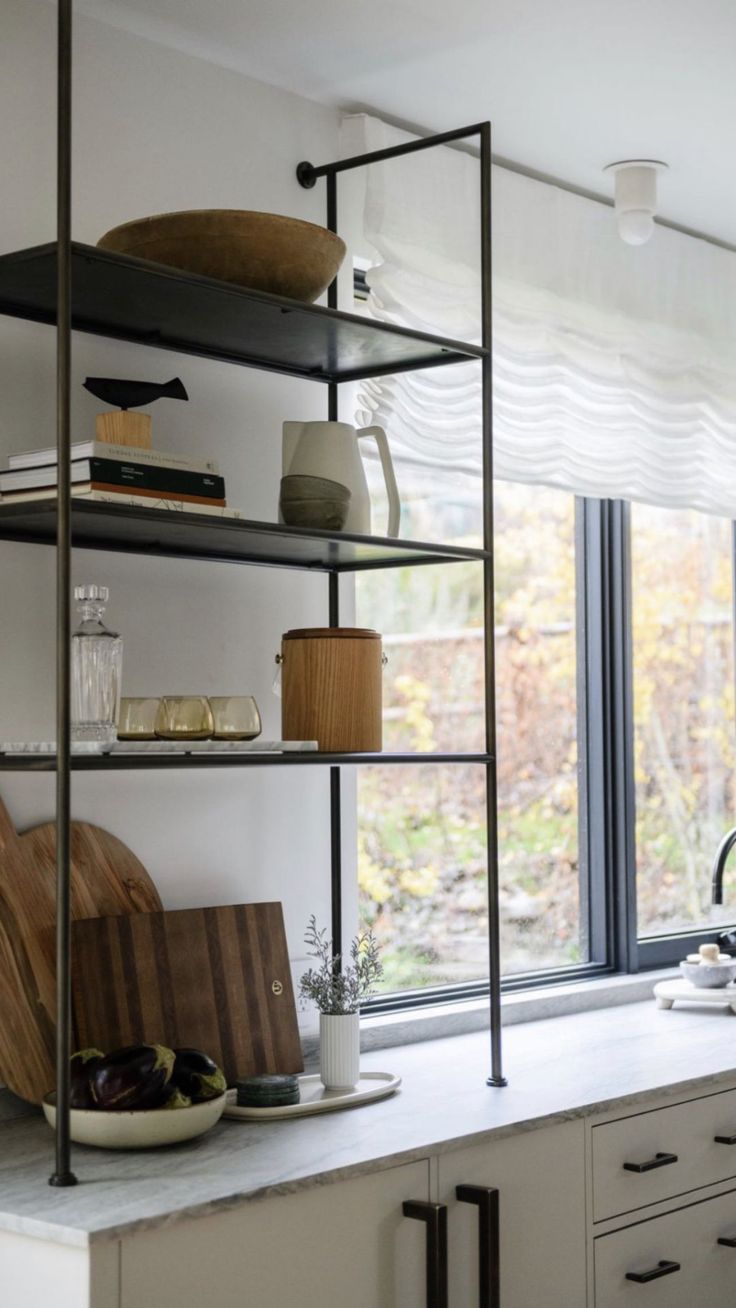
left=625, top=1260, right=681, bottom=1284
left=715, top=1134, right=736, bottom=1145
left=623, top=1152, right=678, bottom=1173
left=403, top=1200, right=448, bottom=1308
left=718, top=1236, right=736, bottom=1247
left=456, top=1185, right=500, bottom=1308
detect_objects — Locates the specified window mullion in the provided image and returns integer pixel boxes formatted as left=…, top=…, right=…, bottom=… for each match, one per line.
left=606, top=500, right=638, bottom=972
left=580, top=498, right=637, bottom=973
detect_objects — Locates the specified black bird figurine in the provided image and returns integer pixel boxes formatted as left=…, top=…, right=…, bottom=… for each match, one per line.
left=83, top=377, right=188, bottom=410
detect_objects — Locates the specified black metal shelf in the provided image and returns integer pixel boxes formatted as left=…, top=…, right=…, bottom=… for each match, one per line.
left=0, top=751, right=493, bottom=772
left=0, top=242, right=485, bottom=383
left=0, top=499, right=487, bottom=572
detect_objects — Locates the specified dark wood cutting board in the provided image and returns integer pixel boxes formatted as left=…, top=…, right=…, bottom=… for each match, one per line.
left=0, top=795, right=162, bottom=1103
left=72, top=903, right=304, bottom=1084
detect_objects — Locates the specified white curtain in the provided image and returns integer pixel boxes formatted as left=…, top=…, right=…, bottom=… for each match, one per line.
left=342, top=114, right=736, bottom=517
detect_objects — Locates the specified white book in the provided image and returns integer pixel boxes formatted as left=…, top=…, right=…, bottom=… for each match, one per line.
left=8, top=440, right=219, bottom=475
left=0, top=487, right=243, bottom=519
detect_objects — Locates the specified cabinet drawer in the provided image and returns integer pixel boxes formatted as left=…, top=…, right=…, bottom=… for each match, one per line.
left=592, top=1089, right=736, bottom=1220
left=594, top=1187, right=736, bottom=1308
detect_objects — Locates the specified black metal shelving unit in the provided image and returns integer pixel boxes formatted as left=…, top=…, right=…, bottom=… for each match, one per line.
left=0, top=751, right=494, bottom=772
left=0, top=499, right=488, bottom=571
left=6, top=1, right=504, bottom=1187
left=0, top=241, right=484, bottom=383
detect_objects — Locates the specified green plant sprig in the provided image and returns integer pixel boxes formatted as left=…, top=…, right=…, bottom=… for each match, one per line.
left=298, top=916, right=383, bottom=1015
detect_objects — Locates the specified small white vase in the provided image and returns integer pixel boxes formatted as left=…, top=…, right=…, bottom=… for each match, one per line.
left=319, top=1012, right=360, bottom=1090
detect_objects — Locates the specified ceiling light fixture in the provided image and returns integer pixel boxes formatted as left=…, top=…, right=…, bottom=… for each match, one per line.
left=603, top=159, right=668, bottom=246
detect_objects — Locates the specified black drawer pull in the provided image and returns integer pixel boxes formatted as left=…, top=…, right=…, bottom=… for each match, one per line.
left=715, top=1134, right=736, bottom=1145
left=403, top=1200, right=448, bottom=1308
left=623, top=1152, right=678, bottom=1173
left=718, top=1236, right=736, bottom=1247
left=456, top=1185, right=500, bottom=1308
left=625, top=1260, right=681, bottom=1284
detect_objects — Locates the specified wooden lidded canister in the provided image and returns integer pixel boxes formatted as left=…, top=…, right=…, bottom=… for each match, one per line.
left=280, top=627, right=383, bottom=753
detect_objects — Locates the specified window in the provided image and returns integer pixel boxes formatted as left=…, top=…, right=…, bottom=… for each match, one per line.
left=631, top=503, right=736, bottom=943
left=357, top=481, right=583, bottom=1000
left=495, top=483, right=580, bottom=974
left=356, top=490, right=736, bottom=1011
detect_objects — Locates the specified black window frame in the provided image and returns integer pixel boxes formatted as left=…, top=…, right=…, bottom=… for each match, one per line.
left=627, top=506, right=736, bottom=969
left=362, top=496, right=736, bottom=1017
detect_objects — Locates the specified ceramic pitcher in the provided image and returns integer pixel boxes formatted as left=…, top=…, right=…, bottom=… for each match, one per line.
left=282, top=420, right=400, bottom=537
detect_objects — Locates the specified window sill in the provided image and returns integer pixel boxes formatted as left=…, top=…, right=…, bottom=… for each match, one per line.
left=353, top=969, right=679, bottom=1055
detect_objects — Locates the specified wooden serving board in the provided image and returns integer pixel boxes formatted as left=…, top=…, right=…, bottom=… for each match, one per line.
left=0, top=795, right=162, bottom=1102
left=72, top=903, right=303, bottom=1085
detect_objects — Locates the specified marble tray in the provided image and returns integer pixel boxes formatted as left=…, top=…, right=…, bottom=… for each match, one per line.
left=0, top=740, right=318, bottom=755
left=224, top=1072, right=401, bottom=1121
left=111, top=740, right=318, bottom=753
left=654, top=978, right=736, bottom=1013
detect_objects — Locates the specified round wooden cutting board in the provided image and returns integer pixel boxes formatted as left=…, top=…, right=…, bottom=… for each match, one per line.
left=0, top=795, right=161, bottom=1102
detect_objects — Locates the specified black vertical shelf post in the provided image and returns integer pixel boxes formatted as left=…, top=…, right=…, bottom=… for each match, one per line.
left=480, top=122, right=505, bottom=1086
left=326, top=170, right=342, bottom=966
left=298, top=120, right=505, bottom=1086
left=328, top=572, right=343, bottom=963
left=49, top=0, right=77, bottom=1187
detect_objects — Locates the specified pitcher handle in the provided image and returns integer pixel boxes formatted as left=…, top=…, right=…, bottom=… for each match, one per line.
left=357, top=426, right=401, bottom=538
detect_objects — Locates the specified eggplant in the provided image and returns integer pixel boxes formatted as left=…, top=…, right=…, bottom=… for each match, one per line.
left=70, top=1048, right=104, bottom=1109
left=161, top=1086, right=192, bottom=1110
left=171, top=1048, right=227, bottom=1103
left=91, top=1044, right=175, bottom=1111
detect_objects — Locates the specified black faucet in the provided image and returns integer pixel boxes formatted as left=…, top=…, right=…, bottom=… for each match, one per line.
left=712, top=828, right=736, bottom=905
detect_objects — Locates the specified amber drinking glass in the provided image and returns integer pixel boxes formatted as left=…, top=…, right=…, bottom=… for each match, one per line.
left=117, top=697, right=160, bottom=740
left=208, top=696, right=262, bottom=740
left=155, top=696, right=214, bottom=740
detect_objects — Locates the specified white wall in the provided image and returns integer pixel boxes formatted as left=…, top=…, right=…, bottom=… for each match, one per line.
left=0, top=0, right=355, bottom=1037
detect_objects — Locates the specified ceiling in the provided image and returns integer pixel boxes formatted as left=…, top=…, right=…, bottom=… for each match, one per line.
left=74, top=0, right=736, bottom=246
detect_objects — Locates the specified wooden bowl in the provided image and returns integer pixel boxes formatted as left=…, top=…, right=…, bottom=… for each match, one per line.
left=43, top=1092, right=226, bottom=1149
left=97, top=210, right=346, bottom=303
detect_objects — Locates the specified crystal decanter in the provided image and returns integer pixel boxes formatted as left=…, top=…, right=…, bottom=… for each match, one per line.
left=71, top=584, right=123, bottom=746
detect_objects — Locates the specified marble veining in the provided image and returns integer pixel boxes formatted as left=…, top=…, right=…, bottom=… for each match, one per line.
left=2, top=999, right=736, bottom=1248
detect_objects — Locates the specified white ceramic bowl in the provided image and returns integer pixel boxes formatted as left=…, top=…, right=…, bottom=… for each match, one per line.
left=679, top=959, right=736, bottom=989
left=43, top=1092, right=226, bottom=1149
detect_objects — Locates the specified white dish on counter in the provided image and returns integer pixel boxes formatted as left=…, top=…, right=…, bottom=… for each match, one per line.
left=224, top=1072, right=401, bottom=1121
left=43, top=1091, right=227, bottom=1149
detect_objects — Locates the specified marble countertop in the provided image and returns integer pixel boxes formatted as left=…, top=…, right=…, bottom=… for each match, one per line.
left=3, top=998, right=736, bottom=1248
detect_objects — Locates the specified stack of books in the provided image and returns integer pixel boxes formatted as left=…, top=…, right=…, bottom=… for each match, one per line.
left=0, top=441, right=242, bottom=519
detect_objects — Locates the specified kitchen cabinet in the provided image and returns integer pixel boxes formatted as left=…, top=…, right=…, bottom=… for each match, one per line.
left=589, top=1082, right=736, bottom=1306
left=438, top=1119, right=587, bottom=1308
left=591, top=1086, right=736, bottom=1220
left=0, top=1230, right=118, bottom=1308
left=120, top=1158, right=431, bottom=1308
left=594, top=1186, right=736, bottom=1307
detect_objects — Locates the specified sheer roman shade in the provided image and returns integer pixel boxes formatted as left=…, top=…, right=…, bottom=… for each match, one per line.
left=342, top=114, right=736, bottom=517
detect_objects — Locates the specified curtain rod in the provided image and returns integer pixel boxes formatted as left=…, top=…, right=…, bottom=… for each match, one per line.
left=343, top=105, right=736, bottom=258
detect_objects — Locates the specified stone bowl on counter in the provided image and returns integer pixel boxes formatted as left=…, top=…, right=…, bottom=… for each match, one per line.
left=679, top=958, right=736, bottom=988
left=43, top=1091, right=227, bottom=1149
left=97, top=210, right=346, bottom=303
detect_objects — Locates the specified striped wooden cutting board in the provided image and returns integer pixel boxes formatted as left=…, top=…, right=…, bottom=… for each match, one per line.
left=72, top=903, right=303, bottom=1083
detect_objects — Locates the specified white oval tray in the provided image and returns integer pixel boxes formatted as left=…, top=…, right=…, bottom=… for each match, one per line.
left=224, top=1072, right=401, bottom=1121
